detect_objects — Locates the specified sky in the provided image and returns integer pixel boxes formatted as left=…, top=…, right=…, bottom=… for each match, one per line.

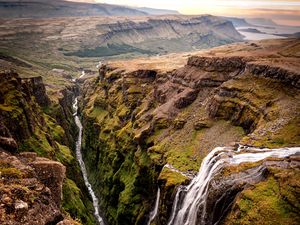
left=69, top=0, right=300, bottom=26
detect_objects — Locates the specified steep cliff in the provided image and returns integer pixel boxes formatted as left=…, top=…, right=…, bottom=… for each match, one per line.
left=80, top=39, right=300, bottom=225
left=0, top=71, right=95, bottom=224
left=65, top=15, right=243, bottom=57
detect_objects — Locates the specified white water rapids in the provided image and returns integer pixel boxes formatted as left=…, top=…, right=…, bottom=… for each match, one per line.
left=167, top=146, right=300, bottom=225
left=73, top=97, right=104, bottom=225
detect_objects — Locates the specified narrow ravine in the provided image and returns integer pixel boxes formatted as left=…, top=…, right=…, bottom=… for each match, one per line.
left=167, top=146, right=300, bottom=225
left=73, top=97, right=104, bottom=225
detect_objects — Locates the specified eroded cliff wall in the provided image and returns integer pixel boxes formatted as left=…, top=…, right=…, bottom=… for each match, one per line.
left=0, top=71, right=95, bottom=224
left=80, top=54, right=300, bottom=224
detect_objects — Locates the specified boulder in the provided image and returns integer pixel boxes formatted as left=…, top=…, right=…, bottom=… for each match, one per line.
left=30, top=158, right=66, bottom=207
left=173, top=119, right=186, bottom=129
left=193, top=119, right=211, bottom=130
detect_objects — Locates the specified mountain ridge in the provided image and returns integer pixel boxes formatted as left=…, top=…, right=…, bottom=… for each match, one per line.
left=0, top=0, right=148, bottom=18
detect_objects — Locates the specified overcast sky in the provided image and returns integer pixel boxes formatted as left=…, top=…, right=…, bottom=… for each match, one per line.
left=69, top=0, right=300, bottom=26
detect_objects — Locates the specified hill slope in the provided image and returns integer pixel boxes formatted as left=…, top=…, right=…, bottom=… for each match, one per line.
left=0, top=0, right=147, bottom=18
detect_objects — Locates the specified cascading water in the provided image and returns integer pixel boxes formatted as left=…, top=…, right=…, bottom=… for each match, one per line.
left=73, top=97, right=104, bottom=225
left=147, top=187, right=161, bottom=225
left=79, top=70, right=85, bottom=78
left=167, top=146, right=300, bottom=225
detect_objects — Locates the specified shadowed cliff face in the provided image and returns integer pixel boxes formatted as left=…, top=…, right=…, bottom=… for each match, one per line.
left=80, top=40, right=300, bottom=225
left=0, top=71, right=96, bottom=224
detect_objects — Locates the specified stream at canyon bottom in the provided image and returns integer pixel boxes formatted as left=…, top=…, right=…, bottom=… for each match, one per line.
left=73, top=97, right=104, bottom=225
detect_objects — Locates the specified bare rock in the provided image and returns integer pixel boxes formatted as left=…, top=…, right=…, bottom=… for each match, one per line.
left=15, top=200, right=28, bottom=218
left=30, top=159, right=66, bottom=207
left=20, top=152, right=37, bottom=161
left=193, top=119, right=211, bottom=130
left=187, top=56, right=246, bottom=72
left=173, top=119, right=186, bottom=129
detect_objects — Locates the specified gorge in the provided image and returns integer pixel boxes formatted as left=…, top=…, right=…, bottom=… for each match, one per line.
left=77, top=38, right=300, bottom=225
left=73, top=97, right=105, bottom=225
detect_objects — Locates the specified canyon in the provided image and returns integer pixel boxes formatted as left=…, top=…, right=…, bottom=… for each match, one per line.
left=77, top=38, right=300, bottom=225
left=0, top=14, right=299, bottom=225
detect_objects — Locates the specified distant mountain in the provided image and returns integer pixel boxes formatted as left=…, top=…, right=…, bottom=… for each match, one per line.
left=222, top=17, right=252, bottom=27
left=222, top=17, right=279, bottom=28
left=246, top=18, right=277, bottom=27
left=135, top=7, right=180, bottom=15
left=0, top=0, right=148, bottom=18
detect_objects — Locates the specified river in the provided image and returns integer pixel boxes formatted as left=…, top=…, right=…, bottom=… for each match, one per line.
left=73, top=97, right=104, bottom=225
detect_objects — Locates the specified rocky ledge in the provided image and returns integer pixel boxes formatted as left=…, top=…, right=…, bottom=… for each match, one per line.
left=0, top=150, right=67, bottom=225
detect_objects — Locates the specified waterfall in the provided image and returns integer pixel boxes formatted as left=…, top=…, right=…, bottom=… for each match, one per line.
left=167, top=146, right=300, bottom=225
left=79, top=70, right=85, bottom=78
left=147, top=187, right=161, bottom=225
left=73, top=97, right=104, bottom=225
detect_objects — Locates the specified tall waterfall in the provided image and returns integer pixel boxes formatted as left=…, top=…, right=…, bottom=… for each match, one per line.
left=167, top=146, right=300, bottom=225
left=147, top=187, right=161, bottom=225
left=73, top=97, right=104, bottom=225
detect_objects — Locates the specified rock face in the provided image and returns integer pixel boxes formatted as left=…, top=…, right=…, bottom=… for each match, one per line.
left=63, top=15, right=243, bottom=57
left=0, top=151, right=65, bottom=225
left=0, top=14, right=243, bottom=61
left=0, top=71, right=96, bottom=224
left=21, top=76, right=50, bottom=107
left=30, top=157, right=66, bottom=207
left=81, top=42, right=300, bottom=225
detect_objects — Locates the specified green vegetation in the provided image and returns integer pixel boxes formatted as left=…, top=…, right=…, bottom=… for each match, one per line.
left=64, top=44, right=155, bottom=58
left=62, top=179, right=95, bottom=225
left=0, top=168, right=23, bottom=179
left=225, top=171, right=300, bottom=225
left=158, top=167, right=188, bottom=188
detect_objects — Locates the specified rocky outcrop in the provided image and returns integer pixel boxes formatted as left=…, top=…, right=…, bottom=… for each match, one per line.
left=246, top=63, right=300, bottom=88
left=221, top=156, right=300, bottom=225
left=29, top=156, right=66, bottom=207
left=21, top=76, right=50, bottom=107
left=0, top=71, right=44, bottom=142
left=187, top=56, right=246, bottom=72
left=0, top=151, right=65, bottom=225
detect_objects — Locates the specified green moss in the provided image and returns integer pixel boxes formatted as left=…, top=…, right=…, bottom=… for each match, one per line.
left=87, top=106, right=108, bottom=123
left=45, top=115, right=65, bottom=142
left=127, top=86, right=143, bottom=94
left=158, top=167, right=188, bottom=188
left=19, top=129, right=54, bottom=157
left=225, top=175, right=300, bottom=225
left=117, top=104, right=130, bottom=118
left=62, top=178, right=95, bottom=225
left=0, top=104, right=15, bottom=112
left=56, top=143, right=74, bottom=164
left=0, top=168, right=23, bottom=179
